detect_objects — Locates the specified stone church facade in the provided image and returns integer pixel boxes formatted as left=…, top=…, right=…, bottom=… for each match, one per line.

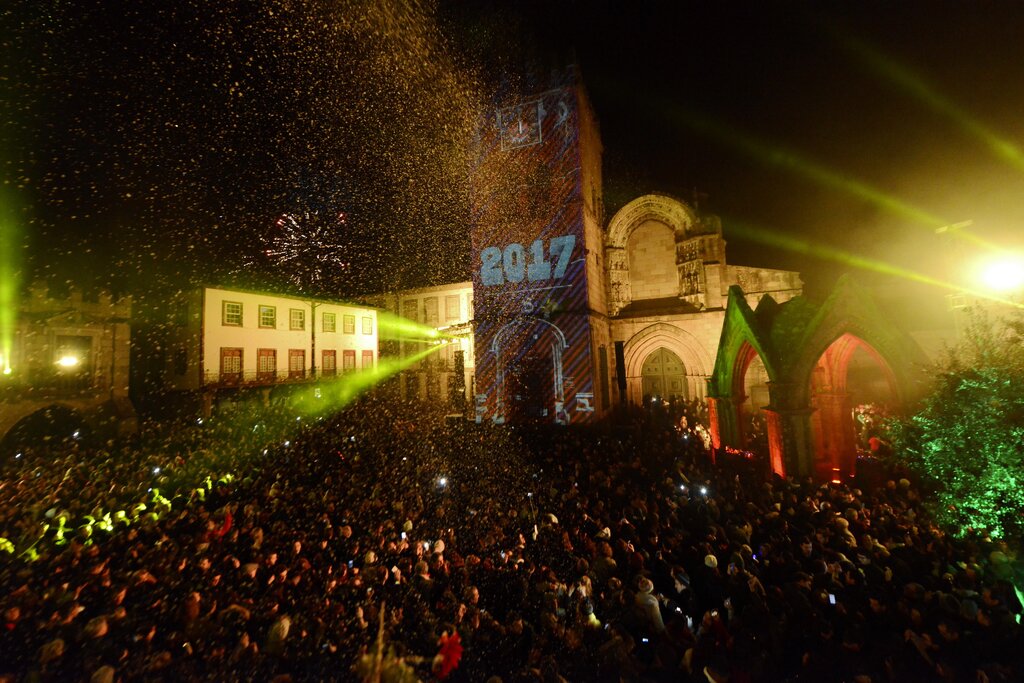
left=388, top=69, right=803, bottom=415
left=604, top=192, right=802, bottom=408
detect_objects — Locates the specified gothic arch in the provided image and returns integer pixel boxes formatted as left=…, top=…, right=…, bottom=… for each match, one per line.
left=606, top=194, right=698, bottom=248
left=491, top=317, right=569, bottom=425
left=708, top=276, right=929, bottom=480
left=605, top=194, right=698, bottom=315
left=706, top=288, right=778, bottom=455
left=623, top=322, right=713, bottom=404
left=708, top=288, right=778, bottom=398
left=783, top=277, right=922, bottom=410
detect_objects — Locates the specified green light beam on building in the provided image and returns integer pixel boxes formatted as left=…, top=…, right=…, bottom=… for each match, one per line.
left=290, top=342, right=444, bottom=416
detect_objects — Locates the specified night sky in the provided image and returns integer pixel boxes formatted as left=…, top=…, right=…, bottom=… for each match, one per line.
left=5, top=1, right=1024, bottom=302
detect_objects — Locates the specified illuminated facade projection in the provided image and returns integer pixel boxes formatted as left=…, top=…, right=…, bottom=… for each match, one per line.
left=470, top=67, right=609, bottom=424
left=463, top=66, right=805, bottom=426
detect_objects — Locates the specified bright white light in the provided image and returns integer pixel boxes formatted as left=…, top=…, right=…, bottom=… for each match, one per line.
left=700, top=486, right=708, bottom=496
left=680, top=484, right=687, bottom=492
left=438, top=477, right=448, bottom=487
left=980, top=256, right=1024, bottom=292
left=196, top=418, right=203, bottom=425
left=15, top=452, right=21, bottom=459
left=56, top=355, right=80, bottom=368
left=72, top=430, right=80, bottom=439
left=284, top=440, right=291, bottom=447
left=153, top=467, right=161, bottom=475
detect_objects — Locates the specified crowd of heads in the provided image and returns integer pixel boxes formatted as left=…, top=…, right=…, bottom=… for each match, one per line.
left=1, top=391, right=1022, bottom=682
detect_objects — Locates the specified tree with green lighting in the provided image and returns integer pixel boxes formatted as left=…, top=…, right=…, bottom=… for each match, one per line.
left=891, top=310, right=1024, bottom=540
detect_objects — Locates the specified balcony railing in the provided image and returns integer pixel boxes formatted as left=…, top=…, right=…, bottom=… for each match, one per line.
left=199, top=370, right=311, bottom=387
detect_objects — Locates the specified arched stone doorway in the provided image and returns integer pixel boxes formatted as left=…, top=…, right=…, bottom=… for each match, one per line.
left=808, top=333, right=899, bottom=482
left=623, top=322, right=712, bottom=406
left=641, top=348, right=687, bottom=402
left=1, top=404, right=88, bottom=453
left=605, top=194, right=698, bottom=316
left=492, top=318, right=568, bottom=425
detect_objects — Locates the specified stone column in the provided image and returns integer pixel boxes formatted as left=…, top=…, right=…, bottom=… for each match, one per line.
left=706, top=396, right=722, bottom=456
left=707, top=393, right=744, bottom=452
left=761, top=406, right=815, bottom=479
left=765, top=381, right=816, bottom=479
left=811, top=391, right=857, bottom=481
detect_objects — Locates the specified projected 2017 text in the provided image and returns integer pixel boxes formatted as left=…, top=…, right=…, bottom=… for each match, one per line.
left=479, top=235, right=576, bottom=286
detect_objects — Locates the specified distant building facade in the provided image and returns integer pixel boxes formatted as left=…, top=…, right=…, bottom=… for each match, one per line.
left=370, top=282, right=475, bottom=406
left=389, top=191, right=803, bottom=417
left=0, top=282, right=135, bottom=446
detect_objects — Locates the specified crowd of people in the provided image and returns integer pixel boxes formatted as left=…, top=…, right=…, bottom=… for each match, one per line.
left=1, top=392, right=1022, bottom=682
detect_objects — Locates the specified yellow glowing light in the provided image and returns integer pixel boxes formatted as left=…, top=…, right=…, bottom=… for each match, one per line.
left=723, top=216, right=1024, bottom=308
left=979, top=256, right=1024, bottom=292
left=56, top=355, right=80, bottom=368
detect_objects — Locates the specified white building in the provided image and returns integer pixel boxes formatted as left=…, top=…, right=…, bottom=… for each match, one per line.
left=164, top=286, right=378, bottom=393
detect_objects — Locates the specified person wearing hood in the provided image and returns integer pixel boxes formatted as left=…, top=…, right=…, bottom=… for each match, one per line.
left=633, top=576, right=667, bottom=638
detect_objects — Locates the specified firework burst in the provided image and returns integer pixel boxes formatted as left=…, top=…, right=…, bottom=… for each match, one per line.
left=251, top=210, right=352, bottom=290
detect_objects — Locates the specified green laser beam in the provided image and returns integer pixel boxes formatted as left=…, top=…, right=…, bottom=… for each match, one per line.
left=0, top=186, right=20, bottom=375
left=376, top=308, right=443, bottom=342
left=290, top=343, right=444, bottom=416
left=631, top=86, right=996, bottom=252
left=664, top=104, right=953, bottom=227
left=723, top=216, right=1024, bottom=309
left=842, top=35, right=1024, bottom=176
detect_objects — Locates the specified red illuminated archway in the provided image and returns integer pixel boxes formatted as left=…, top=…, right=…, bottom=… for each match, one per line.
left=807, top=333, right=900, bottom=481
left=709, top=277, right=928, bottom=481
